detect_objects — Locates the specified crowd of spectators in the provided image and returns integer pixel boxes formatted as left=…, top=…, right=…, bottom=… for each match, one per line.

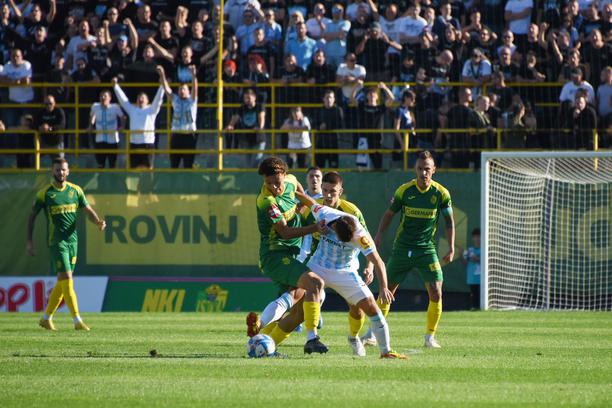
left=0, top=0, right=610, bottom=169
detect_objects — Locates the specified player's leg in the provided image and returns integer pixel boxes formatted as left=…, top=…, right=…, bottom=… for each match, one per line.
left=419, top=252, right=444, bottom=348
left=355, top=296, right=406, bottom=359
left=58, top=243, right=89, bottom=331
left=247, top=287, right=304, bottom=337
left=297, top=271, right=328, bottom=353
left=39, top=249, right=64, bottom=331
left=347, top=304, right=366, bottom=356
left=332, top=271, right=406, bottom=359
left=424, top=280, right=443, bottom=348
left=269, top=297, right=305, bottom=346
left=361, top=252, right=408, bottom=346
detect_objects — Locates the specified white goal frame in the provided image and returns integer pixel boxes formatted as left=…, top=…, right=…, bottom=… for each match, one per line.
left=481, top=151, right=612, bottom=310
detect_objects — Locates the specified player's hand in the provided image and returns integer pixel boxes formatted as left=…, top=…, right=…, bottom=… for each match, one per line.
left=442, top=247, right=455, bottom=264
left=97, top=219, right=106, bottom=231
left=378, top=287, right=395, bottom=304
left=26, top=240, right=34, bottom=257
left=315, top=220, right=328, bottom=235
left=362, top=266, right=374, bottom=285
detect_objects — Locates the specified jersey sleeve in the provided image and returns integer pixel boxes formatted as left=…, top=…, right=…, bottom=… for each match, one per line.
left=75, top=185, right=89, bottom=208
left=389, top=186, right=404, bottom=213
left=33, top=188, right=46, bottom=213
left=439, top=186, right=452, bottom=210
left=353, top=225, right=375, bottom=257
left=261, top=197, right=284, bottom=225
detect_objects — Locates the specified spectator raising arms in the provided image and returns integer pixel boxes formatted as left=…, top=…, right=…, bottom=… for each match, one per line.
left=112, top=74, right=165, bottom=169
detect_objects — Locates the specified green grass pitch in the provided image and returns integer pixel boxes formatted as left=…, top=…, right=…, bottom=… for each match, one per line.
left=1, top=311, right=611, bottom=407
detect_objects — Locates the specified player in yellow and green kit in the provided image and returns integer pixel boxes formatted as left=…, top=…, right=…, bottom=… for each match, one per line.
left=253, top=157, right=329, bottom=354
left=27, top=158, right=106, bottom=331
left=363, top=150, right=455, bottom=348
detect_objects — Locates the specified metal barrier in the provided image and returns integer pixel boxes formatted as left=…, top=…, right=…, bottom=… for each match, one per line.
left=0, top=81, right=604, bottom=172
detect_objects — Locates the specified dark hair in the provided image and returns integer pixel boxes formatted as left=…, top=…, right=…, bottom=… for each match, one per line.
left=52, top=157, right=68, bottom=167
left=258, top=156, right=288, bottom=176
left=334, top=216, right=357, bottom=242
left=472, top=228, right=481, bottom=235
left=307, top=166, right=322, bottom=174
left=322, top=171, right=343, bottom=185
left=417, top=150, right=435, bottom=162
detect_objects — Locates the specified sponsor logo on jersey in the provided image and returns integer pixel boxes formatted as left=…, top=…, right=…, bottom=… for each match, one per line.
left=430, top=195, right=437, bottom=204
left=403, top=207, right=437, bottom=219
left=50, top=204, right=78, bottom=215
left=428, top=261, right=441, bottom=272
left=408, top=195, right=416, bottom=200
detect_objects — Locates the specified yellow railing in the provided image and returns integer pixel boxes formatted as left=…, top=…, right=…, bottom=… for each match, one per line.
left=0, top=81, right=602, bottom=172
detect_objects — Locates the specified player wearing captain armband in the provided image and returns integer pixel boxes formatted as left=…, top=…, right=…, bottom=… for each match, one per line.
left=362, top=150, right=455, bottom=349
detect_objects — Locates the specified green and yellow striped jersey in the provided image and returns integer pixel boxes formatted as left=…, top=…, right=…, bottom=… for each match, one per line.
left=256, top=174, right=302, bottom=258
left=389, top=179, right=451, bottom=250
left=33, top=181, right=89, bottom=246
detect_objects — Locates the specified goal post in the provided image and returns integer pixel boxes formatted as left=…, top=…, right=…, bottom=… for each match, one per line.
left=481, top=151, right=612, bottom=311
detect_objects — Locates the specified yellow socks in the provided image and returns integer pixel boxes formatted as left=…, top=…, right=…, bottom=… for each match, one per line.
left=348, top=313, right=365, bottom=337
left=426, top=299, right=442, bottom=335
left=269, top=325, right=292, bottom=346
left=377, top=298, right=390, bottom=318
left=303, top=301, right=320, bottom=332
left=60, top=279, right=80, bottom=319
left=44, top=283, right=63, bottom=317
left=261, top=321, right=278, bottom=335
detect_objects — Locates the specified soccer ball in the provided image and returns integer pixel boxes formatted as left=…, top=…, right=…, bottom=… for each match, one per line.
left=247, top=334, right=276, bottom=358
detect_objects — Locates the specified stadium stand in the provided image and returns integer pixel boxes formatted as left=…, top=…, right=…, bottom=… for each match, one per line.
left=0, top=0, right=610, bottom=171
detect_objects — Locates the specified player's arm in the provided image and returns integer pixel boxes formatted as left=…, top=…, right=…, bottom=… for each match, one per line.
left=442, top=207, right=455, bottom=263
left=374, top=209, right=396, bottom=248
left=365, top=250, right=394, bottom=304
left=84, top=205, right=106, bottom=231
left=295, top=190, right=318, bottom=208
left=26, top=203, right=42, bottom=256
left=272, top=214, right=325, bottom=239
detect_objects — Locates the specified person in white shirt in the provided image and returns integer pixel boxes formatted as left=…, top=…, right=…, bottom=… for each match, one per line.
left=504, top=0, right=533, bottom=49
left=280, top=106, right=311, bottom=169
left=559, top=67, right=595, bottom=106
left=346, top=0, right=372, bottom=22
left=399, top=3, right=427, bottom=46
left=376, top=3, right=403, bottom=70
left=461, top=48, right=492, bottom=96
left=89, top=90, right=126, bottom=168
left=66, top=20, right=96, bottom=73
left=0, top=48, right=34, bottom=143
left=305, top=3, right=331, bottom=47
left=112, top=73, right=165, bottom=169
left=336, top=52, right=366, bottom=104
left=159, top=64, right=199, bottom=169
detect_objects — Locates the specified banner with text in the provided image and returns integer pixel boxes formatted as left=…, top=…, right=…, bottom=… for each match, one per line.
left=0, top=277, right=108, bottom=312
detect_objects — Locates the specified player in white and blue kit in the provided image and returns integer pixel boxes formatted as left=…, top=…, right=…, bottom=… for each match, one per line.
left=299, top=190, right=406, bottom=359
left=89, top=90, right=126, bottom=168
left=159, top=64, right=199, bottom=168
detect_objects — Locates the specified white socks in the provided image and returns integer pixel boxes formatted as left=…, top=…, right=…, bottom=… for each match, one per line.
left=260, top=292, right=293, bottom=327
left=369, top=311, right=391, bottom=354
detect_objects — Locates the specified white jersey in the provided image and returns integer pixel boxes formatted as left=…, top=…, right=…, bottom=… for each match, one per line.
left=308, top=204, right=375, bottom=272
left=297, top=191, right=323, bottom=262
left=113, top=84, right=165, bottom=144
left=171, top=94, right=197, bottom=131
left=90, top=103, right=124, bottom=144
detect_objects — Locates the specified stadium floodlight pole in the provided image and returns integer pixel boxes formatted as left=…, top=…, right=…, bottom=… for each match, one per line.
left=217, top=0, right=225, bottom=170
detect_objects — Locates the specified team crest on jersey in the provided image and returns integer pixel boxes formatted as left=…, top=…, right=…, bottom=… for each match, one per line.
left=359, top=236, right=372, bottom=250
left=268, top=205, right=282, bottom=220
left=430, top=195, right=437, bottom=204
left=313, top=205, right=321, bottom=213
left=69, top=190, right=74, bottom=198
left=282, top=257, right=291, bottom=265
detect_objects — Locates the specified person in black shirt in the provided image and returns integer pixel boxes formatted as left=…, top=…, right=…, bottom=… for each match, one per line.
left=487, top=71, right=515, bottom=112
left=314, top=89, right=344, bottom=168
left=355, top=21, right=401, bottom=81
left=24, top=26, right=52, bottom=82
left=21, top=1, right=56, bottom=41
left=36, top=94, right=66, bottom=160
left=563, top=93, right=598, bottom=149
left=225, top=88, right=266, bottom=168
left=446, top=88, right=482, bottom=169
left=182, top=20, right=208, bottom=63
left=581, top=29, right=610, bottom=87
left=87, top=25, right=113, bottom=81
left=243, top=54, right=271, bottom=104
left=351, top=82, right=394, bottom=170
left=306, top=49, right=336, bottom=102
left=247, top=27, right=277, bottom=78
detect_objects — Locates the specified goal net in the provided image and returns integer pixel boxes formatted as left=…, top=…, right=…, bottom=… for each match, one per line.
left=481, top=152, right=612, bottom=311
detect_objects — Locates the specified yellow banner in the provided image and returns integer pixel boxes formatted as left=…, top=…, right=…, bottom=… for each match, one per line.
left=86, top=194, right=259, bottom=265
